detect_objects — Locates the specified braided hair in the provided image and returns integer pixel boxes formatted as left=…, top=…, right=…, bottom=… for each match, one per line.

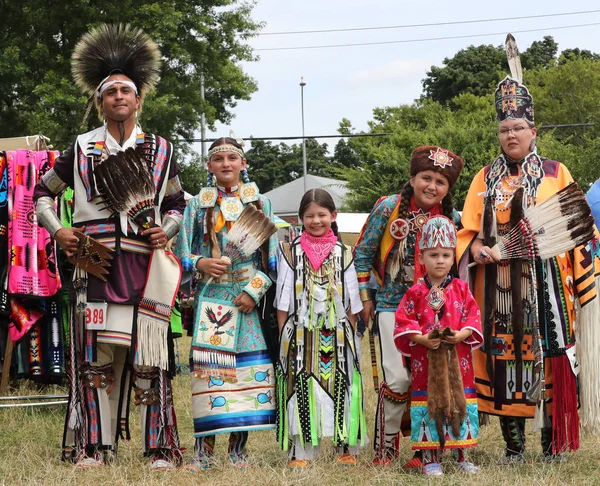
left=298, top=188, right=339, bottom=237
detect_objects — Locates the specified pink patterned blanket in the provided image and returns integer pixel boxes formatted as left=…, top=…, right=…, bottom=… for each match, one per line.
left=7, top=150, right=61, bottom=298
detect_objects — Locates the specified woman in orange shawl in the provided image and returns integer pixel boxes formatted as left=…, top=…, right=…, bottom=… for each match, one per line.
left=457, top=75, right=596, bottom=464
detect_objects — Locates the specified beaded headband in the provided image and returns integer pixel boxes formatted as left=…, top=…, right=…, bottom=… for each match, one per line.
left=207, top=144, right=244, bottom=160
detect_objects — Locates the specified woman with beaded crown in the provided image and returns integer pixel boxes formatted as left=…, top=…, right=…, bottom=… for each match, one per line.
left=354, top=145, right=464, bottom=467
left=457, top=34, right=598, bottom=464
left=174, top=136, right=278, bottom=471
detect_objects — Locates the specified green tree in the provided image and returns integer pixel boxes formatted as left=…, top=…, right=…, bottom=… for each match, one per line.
left=526, top=57, right=600, bottom=133
left=244, top=138, right=337, bottom=194
left=520, top=36, right=558, bottom=70
left=179, top=156, right=207, bottom=196
left=0, top=0, right=262, bottom=153
left=422, top=44, right=507, bottom=104
left=340, top=95, right=498, bottom=212
left=422, top=36, right=560, bottom=105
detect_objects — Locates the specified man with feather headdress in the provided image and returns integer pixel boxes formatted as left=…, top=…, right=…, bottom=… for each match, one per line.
left=33, top=24, right=185, bottom=469
left=457, top=34, right=599, bottom=463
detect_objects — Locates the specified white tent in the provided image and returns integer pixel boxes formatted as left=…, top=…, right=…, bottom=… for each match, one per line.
left=264, top=174, right=348, bottom=217
left=336, top=213, right=368, bottom=246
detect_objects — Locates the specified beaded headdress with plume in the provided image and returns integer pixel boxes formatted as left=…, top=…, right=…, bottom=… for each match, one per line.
left=494, top=34, right=534, bottom=123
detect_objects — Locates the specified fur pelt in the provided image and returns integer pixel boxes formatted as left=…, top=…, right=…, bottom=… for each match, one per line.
left=427, top=327, right=467, bottom=449
left=483, top=198, right=497, bottom=389
left=509, top=188, right=525, bottom=369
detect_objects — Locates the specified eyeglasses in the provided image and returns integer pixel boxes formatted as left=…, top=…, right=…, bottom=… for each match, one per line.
left=498, top=126, right=530, bottom=137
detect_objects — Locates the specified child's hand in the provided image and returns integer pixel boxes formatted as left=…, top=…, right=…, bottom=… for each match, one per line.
left=197, top=257, right=229, bottom=278
left=408, top=333, right=441, bottom=349
left=425, top=336, right=442, bottom=350
left=442, top=328, right=472, bottom=344
left=234, top=291, right=256, bottom=314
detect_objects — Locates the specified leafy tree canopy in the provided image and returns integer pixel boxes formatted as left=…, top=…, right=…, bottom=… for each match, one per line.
left=341, top=53, right=600, bottom=212
left=422, top=36, right=560, bottom=105
left=0, top=0, right=262, bottom=154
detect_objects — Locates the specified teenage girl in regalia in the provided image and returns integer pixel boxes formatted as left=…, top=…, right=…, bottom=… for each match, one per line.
left=175, top=137, right=277, bottom=471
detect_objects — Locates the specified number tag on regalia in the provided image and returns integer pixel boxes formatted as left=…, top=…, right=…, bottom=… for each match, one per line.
left=85, top=302, right=108, bottom=330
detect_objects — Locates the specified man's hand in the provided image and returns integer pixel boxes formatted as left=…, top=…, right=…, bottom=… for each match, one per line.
left=234, top=291, right=256, bottom=314
left=197, top=258, right=229, bottom=278
left=140, top=226, right=168, bottom=249
left=360, top=299, right=375, bottom=329
left=55, top=226, right=85, bottom=257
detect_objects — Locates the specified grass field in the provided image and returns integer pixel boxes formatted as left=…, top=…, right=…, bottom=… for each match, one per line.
left=1, top=336, right=600, bottom=485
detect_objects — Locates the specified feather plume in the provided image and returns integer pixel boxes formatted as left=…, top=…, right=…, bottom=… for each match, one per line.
left=72, top=23, right=161, bottom=97
left=223, top=204, right=277, bottom=262
left=94, top=147, right=156, bottom=229
left=204, top=204, right=277, bottom=286
left=505, top=33, right=523, bottom=83
left=470, top=184, right=594, bottom=265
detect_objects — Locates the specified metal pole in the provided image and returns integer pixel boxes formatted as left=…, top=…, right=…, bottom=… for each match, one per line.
left=300, top=77, right=307, bottom=193
left=200, top=72, right=207, bottom=164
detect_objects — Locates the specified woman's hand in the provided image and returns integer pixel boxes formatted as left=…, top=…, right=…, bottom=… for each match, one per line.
left=234, top=291, right=256, bottom=314
left=197, top=257, right=229, bottom=278
left=470, top=238, right=498, bottom=265
left=409, top=333, right=441, bottom=350
left=359, top=300, right=375, bottom=329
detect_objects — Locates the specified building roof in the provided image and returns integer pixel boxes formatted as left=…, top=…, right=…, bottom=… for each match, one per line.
left=264, top=174, right=348, bottom=216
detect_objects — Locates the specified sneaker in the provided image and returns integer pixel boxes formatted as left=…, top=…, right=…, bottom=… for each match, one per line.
left=543, top=453, right=567, bottom=464
left=456, top=461, right=479, bottom=474
left=423, top=462, right=444, bottom=476
left=184, top=457, right=211, bottom=473
left=74, top=452, right=104, bottom=469
left=149, top=453, right=176, bottom=471
left=337, top=454, right=357, bottom=466
left=229, top=454, right=253, bottom=469
left=497, top=453, right=525, bottom=466
left=289, top=459, right=310, bottom=468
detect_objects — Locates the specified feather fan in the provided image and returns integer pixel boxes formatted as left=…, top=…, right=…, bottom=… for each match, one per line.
left=93, top=147, right=156, bottom=230
left=470, top=184, right=595, bottom=266
left=206, top=204, right=277, bottom=284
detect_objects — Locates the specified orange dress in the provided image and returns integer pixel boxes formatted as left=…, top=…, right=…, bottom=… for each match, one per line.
left=457, top=157, right=596, bottom=420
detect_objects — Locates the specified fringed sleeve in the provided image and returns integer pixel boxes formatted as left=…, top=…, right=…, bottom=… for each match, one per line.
left=260, top=195, right=278, bottom=274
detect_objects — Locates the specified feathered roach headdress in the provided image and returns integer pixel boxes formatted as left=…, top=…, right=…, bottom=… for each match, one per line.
left=72, top=23, right=161, bottom=123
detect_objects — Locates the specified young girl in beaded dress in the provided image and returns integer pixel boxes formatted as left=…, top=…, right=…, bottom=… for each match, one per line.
left=276, top=188, right=366, bottom=467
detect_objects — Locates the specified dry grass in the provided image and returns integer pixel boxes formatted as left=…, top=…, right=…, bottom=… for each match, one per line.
left=2, top=337, right=600, bottom=485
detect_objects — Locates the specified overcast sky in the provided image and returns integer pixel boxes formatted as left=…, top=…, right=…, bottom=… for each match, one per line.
left=199, top=0, right=600, bottom=153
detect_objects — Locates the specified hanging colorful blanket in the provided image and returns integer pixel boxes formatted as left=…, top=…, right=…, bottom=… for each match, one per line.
left=7, top=150, right=61, bottom=297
